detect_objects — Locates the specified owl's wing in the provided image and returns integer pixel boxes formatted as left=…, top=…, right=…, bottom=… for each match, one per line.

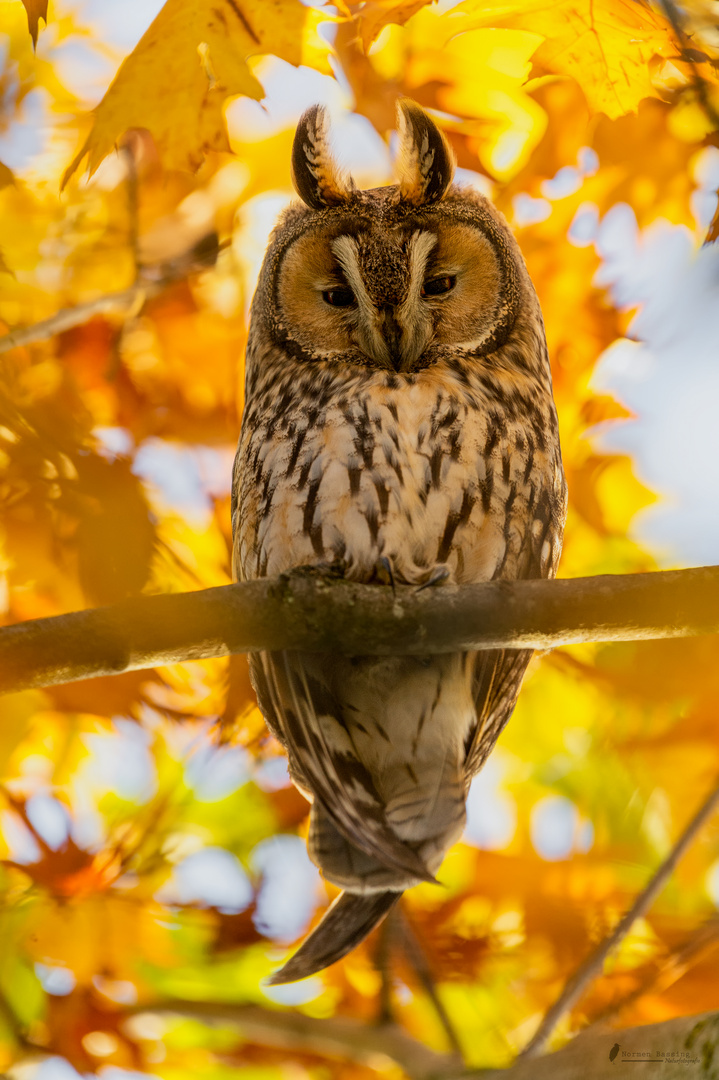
left=253, top=649, right=436, bottom=884
left=463, top=495, right=561, bottom=778
left=464, top=647, right=533, bottom=781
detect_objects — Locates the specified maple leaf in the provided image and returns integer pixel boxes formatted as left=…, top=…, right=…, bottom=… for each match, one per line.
left=0, top=791, right=117, bottom=897
left=20, top=0, right=48, bottom=48
left=455, top=0, right=678, bottom=117
left=62, top=0, right=336, bottom=186
left=357, top=0, right=436, bottom=48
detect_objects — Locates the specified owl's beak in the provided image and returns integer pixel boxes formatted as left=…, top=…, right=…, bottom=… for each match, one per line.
left=355, top=302, right=429, bottom=372
left=379, top=306, right=403, bottom=371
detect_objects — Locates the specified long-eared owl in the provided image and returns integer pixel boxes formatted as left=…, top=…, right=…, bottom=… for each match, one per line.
left=232, top=102, right=567, bottom=984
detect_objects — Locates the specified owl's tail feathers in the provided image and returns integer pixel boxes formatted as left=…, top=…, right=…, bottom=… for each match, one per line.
left=309, top=800, right=436, bottom=891
left=267, top=889, right=401, bottom=985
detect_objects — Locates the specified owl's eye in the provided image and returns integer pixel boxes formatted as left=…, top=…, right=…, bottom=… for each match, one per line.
left=421, top=275, right=456, bottom=298
left=322, top=286, right=356, bottom=307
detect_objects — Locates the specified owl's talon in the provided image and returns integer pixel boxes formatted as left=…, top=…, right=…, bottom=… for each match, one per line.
left=375, top=555, right=396, bottom=594
left=416, top=565, right=451, bottom=592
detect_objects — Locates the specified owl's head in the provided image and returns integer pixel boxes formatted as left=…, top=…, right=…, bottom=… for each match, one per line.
left=253, top=101, right=538, bottom=376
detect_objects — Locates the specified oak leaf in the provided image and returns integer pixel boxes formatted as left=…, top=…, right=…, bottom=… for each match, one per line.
left=62, top=0, right=335, bottom=186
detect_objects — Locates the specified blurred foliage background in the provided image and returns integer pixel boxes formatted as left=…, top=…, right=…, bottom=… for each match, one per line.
left=1, top=0, right=719, bottom=1076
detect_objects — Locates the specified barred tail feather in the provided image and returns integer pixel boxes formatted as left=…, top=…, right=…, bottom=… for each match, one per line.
left=267, top=889, right=401, bottom=985
left=309, top=801, right=429, bottom=892
left=262, top=651, right=436, bottom=884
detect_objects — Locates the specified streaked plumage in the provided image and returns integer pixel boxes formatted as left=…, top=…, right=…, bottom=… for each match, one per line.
left=232, top=101, right=567, bottom=983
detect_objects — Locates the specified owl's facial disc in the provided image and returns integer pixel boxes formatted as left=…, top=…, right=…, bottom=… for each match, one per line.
left=275, top=217, right=506, bottom=371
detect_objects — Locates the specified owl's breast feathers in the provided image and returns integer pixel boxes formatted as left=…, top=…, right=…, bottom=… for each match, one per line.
left=235, top=346, right=565, bottom=587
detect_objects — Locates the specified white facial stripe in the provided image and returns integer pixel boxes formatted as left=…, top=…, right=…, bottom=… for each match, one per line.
left=395, top=230, right=437, bottom=368
left=407, top=230, right=438, bottom=300
left=399, top=230, right=437, bottom=327
left=332, top=235, right=389, bottom=363
left=331, top=235, right=371, bottom=312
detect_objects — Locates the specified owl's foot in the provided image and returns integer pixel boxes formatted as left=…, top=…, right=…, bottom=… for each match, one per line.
left=416, top=564, right=451, bottom=592
left=283, top=558, right=348, bottom=581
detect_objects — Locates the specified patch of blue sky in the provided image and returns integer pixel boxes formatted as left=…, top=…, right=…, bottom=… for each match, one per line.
left=35, top=964, right=76, bottom=997
left=228, top=57, right=391, bottom=184
left=184, top=741, right=251, bottom=802
left=591, top=199, right=719, bottom=566
left=541, top=164, right=583, bottom=200
left=253, top=754, right=292, bottom=792
left=25, top=1056, right=85, bottom=1080
left=262, top=977, right=324, bottom=1006
left=251, top=834, right=323, bottom=943
left=568, top=202, right=599, bottom=247
left=530, top=795, right=594, bottom=861
left=79, top=718, right=157, bottom=804
left=464, top=752, right=517, bottom=851
left=0, top=86, right=51, bottom=171
left=158, top=847, right=253, bottom=912
left=60, top=0, right=165, bottom=55
left=512, top=193, right=551, bottom=226
left=93, top=427, right=135, bottom=460
left=98, top=1070, right=162, bottom=1080
left=0, top=809, right=42, bottom=864
left=25, top=793, right=70, bottom=851
left=130, top=439, right=236, bottom=528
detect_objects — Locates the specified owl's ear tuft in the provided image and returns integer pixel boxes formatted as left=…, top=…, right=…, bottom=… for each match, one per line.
left=291, top=105, right=353, bottom=210
left=396, top=100, right=455, bottom=206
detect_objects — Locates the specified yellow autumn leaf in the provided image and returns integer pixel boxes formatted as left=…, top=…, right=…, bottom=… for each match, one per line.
left=25, top=894, right=181, bottom=981
left=357, top=0, right=435, bottom=48
left=360, top=6, right=547, bottom=178
left=416, top=27, right=548, bottom=178
left=0, top=162, right=14, bottom=189
left=62, top=0, right=336, bottom=185
left=455, top=0, right=677, bottom=117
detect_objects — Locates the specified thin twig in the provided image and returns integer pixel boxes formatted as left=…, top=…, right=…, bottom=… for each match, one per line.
left=396, top=905, right=465, bottom=1059
left=3, top=565, right=719, bottom=695
left=0, top=233, right=219, bottom=357
left=519, top=773, right=719, bottom=1058
left=375, top=911, right=395, bottom=1025
left=0, top=285, right=155, bottom=355
left=591, top=916, right=719, bottom=1027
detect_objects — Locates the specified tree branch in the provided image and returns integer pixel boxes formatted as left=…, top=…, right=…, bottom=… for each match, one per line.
left=520, top=772, right=719, bottom=1058
left=395, top=906, right=464, bottom=1058
left=0, top=236, right=220, bottom=356
left=122, top=1000, right=719, bottom=1079
left=124, top=999, right=461, bottom=1080
left=501, top=1011, right=719, bottom=1079
left=0, top=285, right=156, bottom=355
left=594, top=916, right=719, bottom=1026
left=2, top=565, right=719, bottom=695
